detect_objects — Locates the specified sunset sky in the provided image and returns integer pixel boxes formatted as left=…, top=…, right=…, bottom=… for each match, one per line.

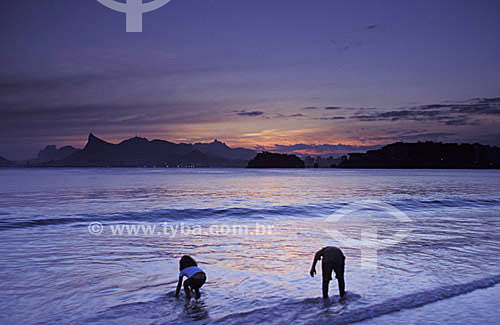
left=1, top=0, right=500, bottom=159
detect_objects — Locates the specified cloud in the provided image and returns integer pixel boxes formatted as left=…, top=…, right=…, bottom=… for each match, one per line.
left=263, top=113, right=306, bottom=120
left=368, top=132, right=456, bottom=142
left=315, top=116, right=346, bottom=120
left=348, top=97, right=500, bottom=125
left=468, top=132, right=500, bottom=146
left=0, top=102, right=231, bottom=140
left=329, top=39, right=363, bottom=52
left=256, top=143, right=382, bottom=157
left=445, top=119, right=479, bottom=126
left=0, top=74, right=111, bottom=96
left=236, top=110, right=265, bottom=117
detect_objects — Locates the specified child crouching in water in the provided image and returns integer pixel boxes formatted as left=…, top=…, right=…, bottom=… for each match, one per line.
left=175, top=255, right=206, bottom=299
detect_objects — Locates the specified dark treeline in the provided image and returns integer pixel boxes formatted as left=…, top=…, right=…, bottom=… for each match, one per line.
left=339, top=142, right=500, bottom=169
left=247, top=152, right=305, bottom=168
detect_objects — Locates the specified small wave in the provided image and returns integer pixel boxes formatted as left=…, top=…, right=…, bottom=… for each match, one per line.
left=327, top=275, right=500, bottom=324
left=392, top=197, right=500, bottom=211
left=215, top=275, right=500, bottom=324
left=2, top=196, right=500, bottom=231
left=0, top=217, right=91, bottom=230
left=86, top=275, right=500, bottom=324
left=0, top=205, right=327, bottom=231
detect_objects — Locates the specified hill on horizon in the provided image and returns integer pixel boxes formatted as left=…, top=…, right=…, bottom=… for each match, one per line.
left=0, top=156, right=13, bottom=167
left=4, top=136, right=500, bottom=169
left=41, top=133, right=256, bottom=167
left=247, top=152, right=305, bottom=168
left=340, top=141, right=500, bottom=169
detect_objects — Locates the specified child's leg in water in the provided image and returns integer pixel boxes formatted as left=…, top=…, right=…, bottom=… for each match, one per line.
left=183, top=280, right=191, bottom=299
left=337, top=275, right=345, bottom=298
left=189, top=287, right=201, bottom=299
left=322, top=260, right=334, bottom=299
left=322, top=278, right=330, bottom=299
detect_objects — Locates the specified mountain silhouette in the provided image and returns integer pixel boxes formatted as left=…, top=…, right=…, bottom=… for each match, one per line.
left=193, top=139, right=256, bottom=161
left=37, top=145, right=79, bottom=163
left=47, top=133, right=255, bottom=167
left=0, top=156, right=13, bottom=167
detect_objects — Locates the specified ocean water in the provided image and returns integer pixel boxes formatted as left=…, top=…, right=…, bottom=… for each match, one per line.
left=0, top=168, right=500, bottom=324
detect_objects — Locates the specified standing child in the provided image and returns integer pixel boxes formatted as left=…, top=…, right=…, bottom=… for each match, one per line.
left=175, top=255, right=207, bottom=299
left=310, top=246, right=345, bottom=299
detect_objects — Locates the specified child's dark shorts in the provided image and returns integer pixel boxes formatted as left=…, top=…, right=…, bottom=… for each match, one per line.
left=185, top=272, right=206, bottom=289
left=322, top=258, right=345, bottom=282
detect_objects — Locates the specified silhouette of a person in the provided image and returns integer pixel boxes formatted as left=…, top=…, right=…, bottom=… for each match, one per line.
left=310, top=246, right=345, bottom=299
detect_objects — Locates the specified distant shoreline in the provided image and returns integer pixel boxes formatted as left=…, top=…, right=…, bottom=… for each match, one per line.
left=2, top=138, right=499, bottom=170
left=1, top=166, right=499, bottom=170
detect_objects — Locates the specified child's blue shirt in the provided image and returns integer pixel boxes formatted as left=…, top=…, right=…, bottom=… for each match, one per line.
left=179, top=266, right=204, bottom=278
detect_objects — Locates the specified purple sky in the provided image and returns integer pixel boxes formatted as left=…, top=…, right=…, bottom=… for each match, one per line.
left=1, top=0, right=500, bottom=159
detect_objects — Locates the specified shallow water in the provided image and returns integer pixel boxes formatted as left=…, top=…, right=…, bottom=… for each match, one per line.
left=0, top=168, right=499, bottom=324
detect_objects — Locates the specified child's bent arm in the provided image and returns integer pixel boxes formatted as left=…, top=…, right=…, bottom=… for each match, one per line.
left=175, top=276, right=183, bottom=297
left=310, top=249, right=323, bottom=277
